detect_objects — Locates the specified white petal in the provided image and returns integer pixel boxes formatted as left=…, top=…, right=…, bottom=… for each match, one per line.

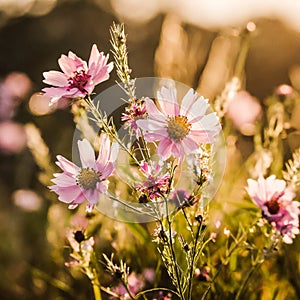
left=78, top=139, right=96, bottom=168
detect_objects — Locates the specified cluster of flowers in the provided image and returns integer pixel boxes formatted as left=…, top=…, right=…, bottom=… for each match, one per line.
left=45, top=44, right=221, bottom=212
left=44, top=43, right=300, bottom=246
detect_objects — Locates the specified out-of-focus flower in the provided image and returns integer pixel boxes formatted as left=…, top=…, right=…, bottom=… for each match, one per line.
left=275, top=84, right=294, bottom=97
left=65, top=230, right=95, bottom=268
left=135, top=161, right=170, bottom=201
left=152, top=291, right=172, bottom=300
left=42, top=44, right=113, bottom=105
left=226, top=90, right=261, bottom=136
left=137, top=85, right=220, bottom=161
left=110, top=272, right=145, bottom=300
left=0, top=72, right=32, bottom=121
left=246, top=175, right=300, bottom=244
left=3, top=72, right=32, bottom=99
left=122, top=98, right=146, bottom=136
left=49, top=135, right=118, bottom=211
left=0, top=121, right=27, bottom=154
left=195, top=266, right=211, bottom=282
left=12, top=189, right=42, bottom=212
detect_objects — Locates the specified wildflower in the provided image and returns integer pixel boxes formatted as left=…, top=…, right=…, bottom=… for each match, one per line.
left=195, top=266, right=211, bottom=282
left=49, top=135, right=118, bottom=212
left=121, top=98, right=147, bottom=136
left=226, top=90, right=261, bottom=136
left=65, top=230, right=95, bottom=268
left=135, top=161, right=170, bottom=201
left=110, top=272, right=145, bottom=300
left=246, top=175, right=300, bottom=244
left=42, top=44, right=113, bottom=105
left=136, top=85, right=221, bottom=161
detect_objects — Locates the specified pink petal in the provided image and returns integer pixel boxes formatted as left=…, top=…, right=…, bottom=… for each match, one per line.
left=98, top=162, right=114, bottom=179
left=184, top=95, right=209, bottom=120
left=182, top=136, right=199, bottom=154
left=83, top=189, right=99, bottom=204
left=144, top=98, right=166, bottom=121
left=180, top=89, right=198, bottom=116
left=50, top=185, right=81, bottom=203
left=157, top=138, right=173, bottom=159
left=97, top=134, right=110, bottom=164
left=58, top=54, right=78, bottom=76
left=96, top=181, right=108, bottom=194
left=88, top=44, right=101, bottom=68
left=51, top=173, right=76, bottom=187
left=189, top=129, right=215, bottom=144
left=56, top=155, right=79, bottom=174
left=43, top=71, right=68, bottom=87
left=157, top=85, right=179, bottom=116
left=136, top=119, right=166, bottom=131
left=78, top=139, right=96, bottom=168
left=171, top=142, right=184, bottom=161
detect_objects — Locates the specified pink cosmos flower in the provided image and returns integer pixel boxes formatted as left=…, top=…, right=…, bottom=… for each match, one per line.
left=136, top=85, right=221, bottom=161
left=246, top=175, right=300, bottom=244
left=135, top=161, right=170, bottom=201
left=49, top=135, right=118, bottom=212
left=42, top=44, right=113, bottom=105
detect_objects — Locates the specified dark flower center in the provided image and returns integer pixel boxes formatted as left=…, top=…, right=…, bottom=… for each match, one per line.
left=266, top=198, right=280, bottom=215
left=167, top=115, right=191, bottom=142
left=76, top=167, right=100, bottom=190
left=68, top=70, right=91, bottom=93
left=74, top=230, right=85, bottom=243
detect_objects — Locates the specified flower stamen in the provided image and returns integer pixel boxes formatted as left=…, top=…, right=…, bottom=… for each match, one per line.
left=167, top=115, right=191, bottom=142
left=68, top=70, right=91, bottom=93
left=76, top=167, right=100, bottom=190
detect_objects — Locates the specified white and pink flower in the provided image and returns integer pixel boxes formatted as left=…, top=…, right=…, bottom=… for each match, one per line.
left=136, top=85, right=221, bottom=161
left=43, top=44, right=113, bottom=105
left=49, top=135, right=118, bottom=211
left=135, top=161, right=170, bottom=201
left=246, top=175, right=300, bottom=244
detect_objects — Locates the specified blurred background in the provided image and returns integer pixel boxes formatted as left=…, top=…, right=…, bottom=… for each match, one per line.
left=2, top=0, right=300, bottom=299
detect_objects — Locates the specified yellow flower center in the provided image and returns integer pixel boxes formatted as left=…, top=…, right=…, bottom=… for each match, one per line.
left=76, top=168, right=100, bottom=190
left=167, top=115, right=191, bottom=142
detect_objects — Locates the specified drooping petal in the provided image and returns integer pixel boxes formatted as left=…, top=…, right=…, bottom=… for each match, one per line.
left=97, top=134, right=110, bottom=164
left=49, top=185, right=81, bottom=203
left=51, top=173, right=76, bottom=187
left=78, top=139, right=96, bottom=168
left=56, top=155, right=79, bottom=175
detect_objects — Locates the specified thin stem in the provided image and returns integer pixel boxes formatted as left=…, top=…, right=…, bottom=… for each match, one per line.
left=165, top=197, right=185, bottom=300
left=234, top=262, right=261, bottom=300
left=136, top=287, right=180, bottom=299
left=84, top=96, right=139, bottom=165
left=187, top=224, right=201, bottom=300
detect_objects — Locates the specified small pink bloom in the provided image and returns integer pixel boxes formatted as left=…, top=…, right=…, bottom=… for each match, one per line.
left=42, top=44, right=113, bottom=105
left=49, top=135, right=118, bottom=211
left=122, top=98, right=147, bottom=136
left=136, top=85, right=221, bottom=161
left=135, top=161, right=170, bottom=201
left=0, top=121, right=27, bottom=154
left=226, top=90, right=261, bottom=136
left=246, top=175, right=300, bottom=244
